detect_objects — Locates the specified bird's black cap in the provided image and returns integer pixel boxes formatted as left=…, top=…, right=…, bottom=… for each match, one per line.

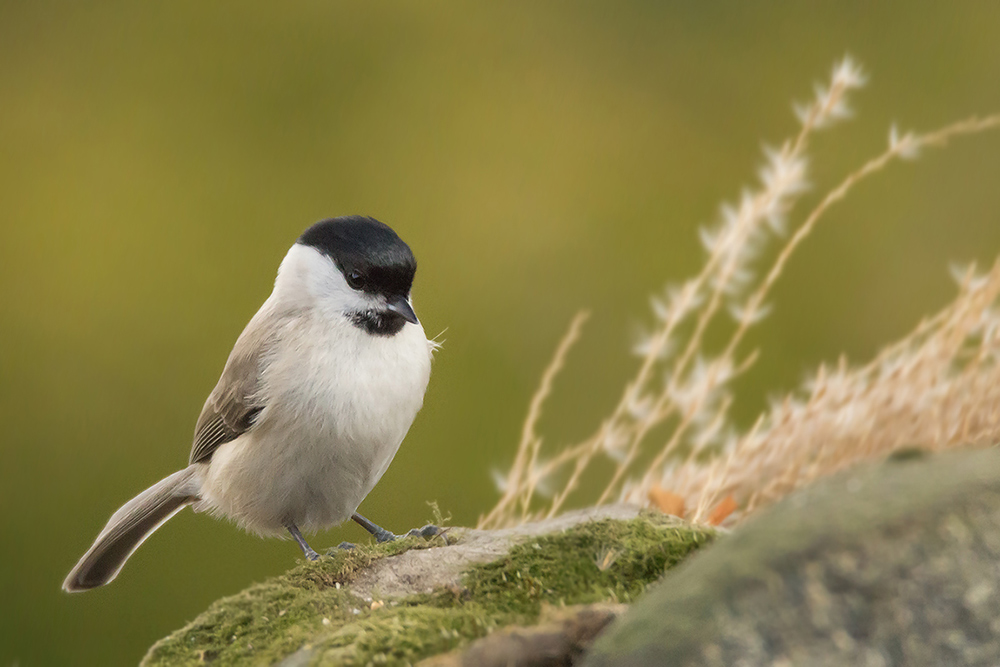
left=298, top=216, right=416, bottom=297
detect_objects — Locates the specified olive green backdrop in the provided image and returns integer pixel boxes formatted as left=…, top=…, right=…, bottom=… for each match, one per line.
left=3, top=2, right=1000, bottom=665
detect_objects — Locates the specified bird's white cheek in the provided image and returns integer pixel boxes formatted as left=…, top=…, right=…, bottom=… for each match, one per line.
left=274, top=243, right=375, bottom=317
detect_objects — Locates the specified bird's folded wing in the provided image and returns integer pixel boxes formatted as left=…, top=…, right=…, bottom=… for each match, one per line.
left=189, top=308, right=278, bottom=464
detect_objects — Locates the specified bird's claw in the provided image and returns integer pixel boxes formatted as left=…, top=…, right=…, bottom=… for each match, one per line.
left=373, top=527, right=397, bottom=544
left=406, top=524, right=450, bottom=544
left=406, top=524, right=442, bottom=539
left=370, top=524, right=450, bottom=545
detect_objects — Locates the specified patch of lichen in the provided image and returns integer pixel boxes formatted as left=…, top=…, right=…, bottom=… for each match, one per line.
left=143, top=515, right=713, bottom=666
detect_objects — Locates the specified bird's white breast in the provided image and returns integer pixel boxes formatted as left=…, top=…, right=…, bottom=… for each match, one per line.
left=199, top=305, right=433, bottom=536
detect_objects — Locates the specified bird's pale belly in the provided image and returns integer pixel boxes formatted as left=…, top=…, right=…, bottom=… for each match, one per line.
left=197, top=323, right=431, bottom=537
left=197, top=425, right=401, bottom=536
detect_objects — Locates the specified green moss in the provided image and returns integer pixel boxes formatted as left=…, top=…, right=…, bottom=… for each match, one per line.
left=304, top=604, right=503, bottom=665
left=143, top=536, right=446, bottom=667
left=458, top=514, right=712, bottom=613
left=143, top=515, right=713, bottom=666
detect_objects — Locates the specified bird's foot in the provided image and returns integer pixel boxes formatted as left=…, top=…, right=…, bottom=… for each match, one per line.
left=351, top=513, right=450, bottom=545
left=336, top=541, right=357, bottom=551
left=372, top=525, right=397, bottom=544
left=373, top=524, right=449, bottom=544
left=405, top=524, right=449, bottom=543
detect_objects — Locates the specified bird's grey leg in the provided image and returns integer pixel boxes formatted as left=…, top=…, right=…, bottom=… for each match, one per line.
left=285, top=522, right=320, bottom=561
left=351, top=513, right=397, bottom=543
left=351, top=512, right=445, bottom=543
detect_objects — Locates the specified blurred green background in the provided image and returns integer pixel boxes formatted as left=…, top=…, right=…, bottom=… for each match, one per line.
left=3, top=2, right=1000, bottom=664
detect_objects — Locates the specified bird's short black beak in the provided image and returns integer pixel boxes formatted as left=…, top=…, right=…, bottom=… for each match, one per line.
left=386, top=295, right=419, bottom=324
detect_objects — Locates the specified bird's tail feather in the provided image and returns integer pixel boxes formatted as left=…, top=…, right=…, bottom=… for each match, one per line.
left=63, top=465, right=200, bottom=592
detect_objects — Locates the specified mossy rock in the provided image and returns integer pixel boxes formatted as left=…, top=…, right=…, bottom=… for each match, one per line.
left=584, top=447, right=1000, bottom=667
left=142, top=506, right=714, bottom=666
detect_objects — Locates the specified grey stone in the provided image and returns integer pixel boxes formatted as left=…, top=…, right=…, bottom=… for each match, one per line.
left=584, top=448, right=1000, bottom=667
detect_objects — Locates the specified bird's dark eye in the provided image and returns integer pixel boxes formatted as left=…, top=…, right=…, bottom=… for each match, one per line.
left=346, top=270, right=365, bottom=290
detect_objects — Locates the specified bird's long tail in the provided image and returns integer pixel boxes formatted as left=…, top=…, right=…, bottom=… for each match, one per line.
left=63, top=465, right=200, bottom=592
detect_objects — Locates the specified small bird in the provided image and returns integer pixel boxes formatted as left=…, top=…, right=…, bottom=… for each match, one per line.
left=64, top=216, right=438, bottom=592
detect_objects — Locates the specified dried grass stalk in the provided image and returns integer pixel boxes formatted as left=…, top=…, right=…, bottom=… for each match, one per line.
left=479, top=56, right=1000, bottom=529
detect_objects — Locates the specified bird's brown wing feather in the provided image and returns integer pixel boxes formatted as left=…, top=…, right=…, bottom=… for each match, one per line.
left=189, top=308, right=278, bottom=464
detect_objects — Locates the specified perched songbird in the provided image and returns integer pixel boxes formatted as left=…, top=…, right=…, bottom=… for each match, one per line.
left=64, top=216, right=438, bottom=592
